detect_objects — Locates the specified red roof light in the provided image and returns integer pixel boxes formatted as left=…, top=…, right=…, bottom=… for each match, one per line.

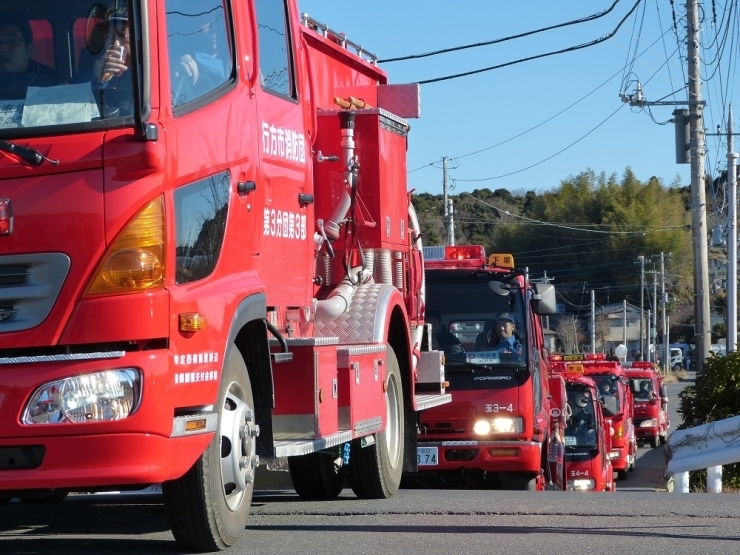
left=445, top=245, right=486, bottom=263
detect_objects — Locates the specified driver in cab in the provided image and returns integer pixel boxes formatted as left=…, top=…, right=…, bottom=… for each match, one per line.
left=478, top=313, right=523, bottom=356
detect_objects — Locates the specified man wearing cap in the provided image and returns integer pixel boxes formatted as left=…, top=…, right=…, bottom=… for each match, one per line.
left=0, top=12, right=60, bottom=100
left=480, top=313, right=523, bottom=356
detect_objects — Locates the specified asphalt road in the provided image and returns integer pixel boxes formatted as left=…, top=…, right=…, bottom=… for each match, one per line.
left=5, top=370, right=730, bottom=555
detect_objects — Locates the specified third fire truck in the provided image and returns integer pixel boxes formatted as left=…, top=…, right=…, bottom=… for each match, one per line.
left=550, top=369, right=616, bottom=491
left=550, top=354, right=636, bottom=480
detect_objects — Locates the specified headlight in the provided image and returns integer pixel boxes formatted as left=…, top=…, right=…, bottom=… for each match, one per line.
left=568, top=479, right=595, bottom=491
left=473, top=417, right=523, bottom=435
left=608, top=450, right=621, bottom=460
left=23, top=369, right=141, bottom=424
left=473, top=420, right=492, bottom=435
left=639, top=419, right=658, bottom=427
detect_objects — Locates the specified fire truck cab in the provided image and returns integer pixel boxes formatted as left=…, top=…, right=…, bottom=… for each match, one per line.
left=0, top=0, right=449, bottom=550
left=550, top=354, right=636, bottom=481
left=412, top=246, right=557, bottom=490
left=624, top=362, right=669, bottom=448
left=550, top=370, right=616, bottom=492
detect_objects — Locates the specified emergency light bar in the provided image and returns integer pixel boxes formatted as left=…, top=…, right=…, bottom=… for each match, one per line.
left=623, top=361, right=656, bottom=369
left=445, top=245, right=486, bottom=263
left=550, top=353, right=606, bottom=362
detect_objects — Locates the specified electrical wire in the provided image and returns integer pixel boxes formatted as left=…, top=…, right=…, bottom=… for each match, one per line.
left=415, top=0, right=643, bottom=85
left=379, top=0, right=625, bottom=63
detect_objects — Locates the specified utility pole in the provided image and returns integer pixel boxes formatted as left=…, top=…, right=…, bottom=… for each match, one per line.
left=442, top=157, right=455, bottom=246
left=636, top=255, right=646, bottom=359
left=653, top=252, right=671, bottom=373
left=646, top=269, right=658, bottom=362
left=623, top=299, right=627, bottom=349
left=688, top=0, right=711, bottom=372
left=621, top=1, right=710, bottom=371
left=591, top=289, right=596, bottom=354
left=727, top=106, right=738, bottom=351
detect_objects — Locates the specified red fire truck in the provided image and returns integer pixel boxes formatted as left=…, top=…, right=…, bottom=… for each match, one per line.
left=623, top=362, right=669, bottom=448
left=0, top=0, right=450, bottom=550
left=550, top=370, right=616, bottom=492
left=550, top=354, right=636, bottom=480
left=412, top=246, right=558, bottom=490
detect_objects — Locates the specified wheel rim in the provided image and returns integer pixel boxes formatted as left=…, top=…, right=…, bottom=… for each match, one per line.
left=385, top=373, right=401, bottom=468
left=220, top=381, right=259, bottom=511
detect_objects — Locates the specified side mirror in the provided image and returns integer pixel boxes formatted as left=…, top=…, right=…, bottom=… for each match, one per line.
left=602, top=394, right=618, bottom=417
left=532, top=283, right=556, bottom=315
left=659, top=385, right=668, bottom=398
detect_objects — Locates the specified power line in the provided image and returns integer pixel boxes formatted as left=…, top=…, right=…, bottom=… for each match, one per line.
left=416, top=0, right=643, bottom=85
left=379, top=0, right=625, bottom=63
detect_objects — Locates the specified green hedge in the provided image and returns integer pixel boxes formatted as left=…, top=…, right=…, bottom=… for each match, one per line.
left=677, top=351, right=740, bottom=489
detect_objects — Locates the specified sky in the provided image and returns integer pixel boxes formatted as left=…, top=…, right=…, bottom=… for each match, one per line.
left=298, top=0, right=740, bottom=197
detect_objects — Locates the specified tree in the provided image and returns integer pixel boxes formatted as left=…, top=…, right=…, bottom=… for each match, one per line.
left=553, top=315, right=581, bottom=354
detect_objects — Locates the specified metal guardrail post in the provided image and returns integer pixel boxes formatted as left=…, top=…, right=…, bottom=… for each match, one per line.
left=707, top=465, right=723, bottom=492
left=674, top=472, right=689, bottom=493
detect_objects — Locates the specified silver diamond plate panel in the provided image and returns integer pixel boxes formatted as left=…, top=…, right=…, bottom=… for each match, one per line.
left=313, top=284, right=398, bottom=344
left=415, top=393, right=452, bottom=411
left=273, top=430, right=353, bottom=457
left=354, top=416, right=382, bottom=435
left=0, top=351, right=126, bottom=365
left=336, top=344, right=387, bottom=358
left=268, top=336, right=339, bottom=347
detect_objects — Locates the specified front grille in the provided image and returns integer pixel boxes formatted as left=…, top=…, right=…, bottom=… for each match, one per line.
left=0, top=253, right=70, bottom=332
left=424, top=421, right=469, bottom=436
left=444, top=449, right=479, bottom=462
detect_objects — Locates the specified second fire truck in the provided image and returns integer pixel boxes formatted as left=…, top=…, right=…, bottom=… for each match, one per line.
left=411, top=246, right=557, bottom=490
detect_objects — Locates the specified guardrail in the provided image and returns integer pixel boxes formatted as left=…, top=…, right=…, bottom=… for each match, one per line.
left=664, top=415, right=740, bottom=492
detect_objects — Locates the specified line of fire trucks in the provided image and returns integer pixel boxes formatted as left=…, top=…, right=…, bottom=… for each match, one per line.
left=409, top=245, right=671, bottom=492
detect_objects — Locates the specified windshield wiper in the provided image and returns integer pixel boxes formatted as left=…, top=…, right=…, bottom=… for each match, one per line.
left=0, top=140, right=59, bottom=167
left=444, top=360, right=494, bottom=372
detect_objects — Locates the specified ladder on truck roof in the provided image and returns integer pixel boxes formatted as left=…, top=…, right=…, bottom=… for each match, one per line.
left=301, top=13, right=379, bottom=65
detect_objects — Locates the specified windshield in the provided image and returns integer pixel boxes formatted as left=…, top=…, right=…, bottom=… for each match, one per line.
left=425, top=279, right=528, bottom=367
left=564, top=388, right=598, bottom=448
left=630, top=378, right=655, bottom=402
left=0, top=1, right=139, bottom=134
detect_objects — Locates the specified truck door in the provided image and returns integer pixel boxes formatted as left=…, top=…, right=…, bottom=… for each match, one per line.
left=162, top=1, right=259, bottom=303
left=251, top=0, right=314, bottom=307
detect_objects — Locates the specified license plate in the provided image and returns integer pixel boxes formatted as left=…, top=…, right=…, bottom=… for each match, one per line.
left=417, top=447, right=439, bottom=466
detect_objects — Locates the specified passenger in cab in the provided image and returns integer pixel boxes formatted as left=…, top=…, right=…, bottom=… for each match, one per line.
left=176, top=23, right=226, bottom=93
left=639, top=380, right=655, bottom=400
left=477, top=313, right=523, bottom=356
left=427, top=310, right=463, bottom=356
left=90, top=5, right=131, bottom=86
left=0, top=12, right=60, bottom=99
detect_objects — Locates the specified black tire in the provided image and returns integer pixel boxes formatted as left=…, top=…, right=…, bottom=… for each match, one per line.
left=509, top=474, right=539, bottom=491
left=20, top=490, right=68, bottom=504
left=617, top=469, right=628, bottom=481
left=349, top=345, right=404, bottom=499
left=660, top=433, right=667, bottom=445
left=289, top=452, right=347, bottom=500
left=163, top=345, right=258, bottom=552
left=650, top=435, right=661, bottom=448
